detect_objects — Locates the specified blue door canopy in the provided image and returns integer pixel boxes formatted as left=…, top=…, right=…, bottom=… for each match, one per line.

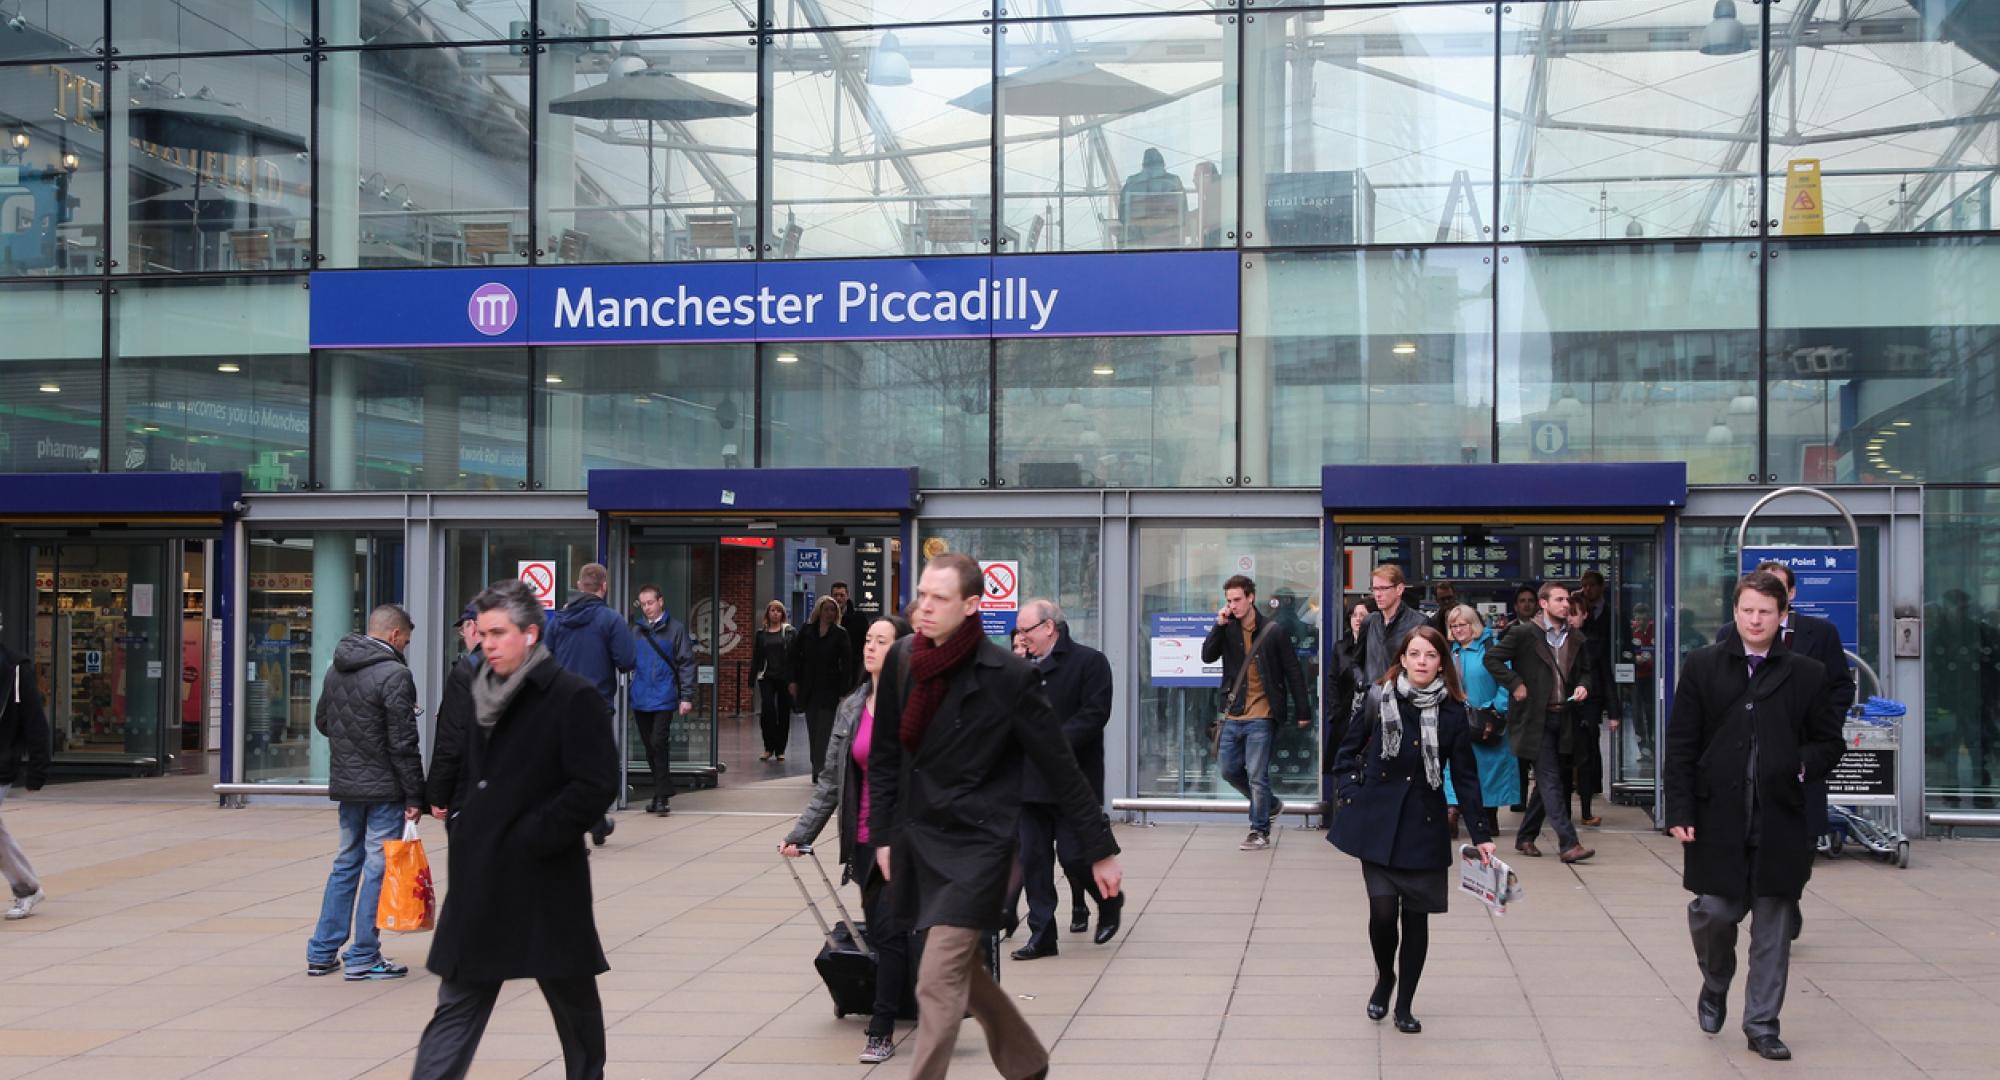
left=0, top=471, right=244, bottom=518
left=1322, top=463, right=1688, bottom=512
left=588, top=468, right=917, bottom=515
left=310, top=251, right=1240, bottom=350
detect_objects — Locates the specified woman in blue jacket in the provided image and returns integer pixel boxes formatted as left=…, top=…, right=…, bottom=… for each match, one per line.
left=1329, top=625, right=1493, bottom=1034
left=1443, top=606, right=1521, bottom=841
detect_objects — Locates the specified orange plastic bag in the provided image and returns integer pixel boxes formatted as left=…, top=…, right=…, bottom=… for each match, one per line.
left=377, top=820, right=436, bottom=932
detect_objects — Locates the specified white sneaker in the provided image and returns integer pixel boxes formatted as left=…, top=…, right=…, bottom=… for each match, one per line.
left=5, top=888, right=44, bottom=920
left=1239, top=831, right=1270, bottom=851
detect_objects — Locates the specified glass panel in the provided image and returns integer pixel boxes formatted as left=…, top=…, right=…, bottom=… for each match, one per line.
left=544, top=0, right=755, bottom=37
left=1767, top=236, right=2000, bottom=484
left=1498, top=242, right=1760, bottom=483
left=762, top=339, right=989, bottom=487
left=0, top=1, right=104, bottom=62
left=766, top=25, right=992, bottom=259
left=1243, top=248, right=1494, bottom=485
left=1502, top=0, right=1762, bottom=241
left=113, top=53, right=311, bottom=274
left=315, top=347, right=529, bottom=491
left=998, top=15, right=1235, bottom=253
left=996, top=334, right=1234, bottom=487
left=536, top=343, right=754, bottom=487
left=0, top=281, right=101, bottom=471
left=1243, top=4, right=1496, bottom=247
left=1771, top=10, right=2000, bottom=236
left=774, top=0, right=987, bottom=32
left=536, top=36, right=757, bottom=264
left=33, top=543, right=169, bottom=771
left=444, top=526, right=596, bottom=652
left=1136, top=523, right=1321, bottom=801
left=917, top=525, right=1101, bottom=646
left=244, top=530, right=402, bottom=785
left=319, top=45, right=532, bottom=268
left=109, top=1, right=312, bottom=55
left=0, top=61, right=109, bottom=275
left=320, top=0, right=530, bottom=47
left=110, top=277, right=309, bottom=490
left=1924, top=489, right=2000, bottom=813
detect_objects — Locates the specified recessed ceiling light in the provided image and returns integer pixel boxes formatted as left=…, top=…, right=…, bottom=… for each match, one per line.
left=1092, top=366, right=1114, bottom=376
left=633, top=395, right=650, bottom=404
left=774, top=351, right=799, bottom=364
left=38, top=383, right=59, bottom=393
left=216, top=362, right=241, bottom=373
left=1877, top=429, right=1896, bottom=437
left=1391, top=342, right=1417, bottom=356
left=1892, top=420, right=1913, bottom=427
left=142, top=424, right=160, bottom=432
left=544, top=374, right=564, bottom=384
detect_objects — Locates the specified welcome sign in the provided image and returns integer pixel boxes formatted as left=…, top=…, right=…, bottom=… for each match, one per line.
left=310, top=251, right=1238, bottom=349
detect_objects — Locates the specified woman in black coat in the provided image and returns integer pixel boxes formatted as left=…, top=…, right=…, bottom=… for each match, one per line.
left=752, top=600, right=795, bottom=761
left=789, top=596, right=852, bottom=779
left=1329, top=625, right=1493, bottom=1035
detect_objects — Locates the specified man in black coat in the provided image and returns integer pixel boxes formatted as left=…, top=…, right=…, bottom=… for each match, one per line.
left=1715, top=559, right=1857, bottom=851
left=832, top=580, right=872, bottom=689
left=1665, top=572, right=1844, bottom=1063
left=870, top=553, right=1122, bottom=1080
left=1010, top=600, right=1118, bottom=959
left=1202, top=574, right=1312, bottom=851
left=427, top=604, right=482, bottom=822
left=1572, top=570, right=1623, bottom=826
left=413, top=580, right=619, bottom=1080
left=1, top=638, right=51, bottom=921
left=1484, top=581, right=1597, bottom=863
left=305, top=604, right=424, bottom=981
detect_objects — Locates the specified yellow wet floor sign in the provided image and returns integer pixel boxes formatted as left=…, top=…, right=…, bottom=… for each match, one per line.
left=1783, top=159, right=1825, bottom=235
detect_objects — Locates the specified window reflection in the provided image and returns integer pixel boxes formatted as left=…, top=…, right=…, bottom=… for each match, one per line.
left=762, top=339, right=988, bottom=487
left=1924, top=490, right=2000, bottom=813
left=1498, top=243, right=1759, bottom=484
left=0, top=282, right=101, bottom=472
left=997, top=334, right=1234, bottom=487
left=314, top=348, right=529, bottom=491
left=108, top=1, right=310, bottom=55
left=536, top=344, right=754, bottom=488
left=0, top=62, right=106, bottom=275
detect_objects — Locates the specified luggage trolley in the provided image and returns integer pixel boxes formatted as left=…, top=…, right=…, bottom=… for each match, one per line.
left=1824, top=654, right=1910, bottom=868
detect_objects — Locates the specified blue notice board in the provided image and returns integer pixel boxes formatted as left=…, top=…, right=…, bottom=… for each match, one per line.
left=794, top=547, right=826, bottom=575
left=1741, top=545, right=1859, bottom=651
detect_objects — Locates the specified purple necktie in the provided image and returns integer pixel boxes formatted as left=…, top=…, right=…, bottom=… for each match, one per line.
left=1747, top=654, right=1764, bottom=678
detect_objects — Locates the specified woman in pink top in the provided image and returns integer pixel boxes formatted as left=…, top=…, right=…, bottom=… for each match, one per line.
left=782, top=614, right=913, bottom=1065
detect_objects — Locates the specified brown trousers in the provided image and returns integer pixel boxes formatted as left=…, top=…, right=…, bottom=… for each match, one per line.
left=909, top=925, right=1047, bottom=1080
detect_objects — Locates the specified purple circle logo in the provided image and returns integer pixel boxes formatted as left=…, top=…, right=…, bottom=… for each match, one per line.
left=467, top=282, right=518, bottom=336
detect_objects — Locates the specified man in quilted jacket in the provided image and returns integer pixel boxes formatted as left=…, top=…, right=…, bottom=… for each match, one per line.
left=305, top=603, right=425, bottom=981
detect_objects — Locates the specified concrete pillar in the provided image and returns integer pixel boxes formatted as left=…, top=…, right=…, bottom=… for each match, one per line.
left=309, top=531, right=355, bottom=779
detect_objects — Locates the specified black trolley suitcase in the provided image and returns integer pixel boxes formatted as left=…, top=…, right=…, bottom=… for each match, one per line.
left=784, top=846, right=880, bottom=1018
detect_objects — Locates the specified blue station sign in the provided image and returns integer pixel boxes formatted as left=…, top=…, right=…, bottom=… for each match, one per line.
left=308, top=251, right=1239, bottom=349
left=1741, top=545, right=1860, bottom=652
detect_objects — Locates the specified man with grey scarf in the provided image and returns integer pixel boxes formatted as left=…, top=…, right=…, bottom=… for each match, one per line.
left=413, top=580, right=618, bottom=1080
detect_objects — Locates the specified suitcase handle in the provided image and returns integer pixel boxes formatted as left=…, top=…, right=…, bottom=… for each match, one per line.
left=781, top=846, right=875, bottom=961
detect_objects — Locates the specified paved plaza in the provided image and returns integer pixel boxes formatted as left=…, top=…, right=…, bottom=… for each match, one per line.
left=4, top=774, right=2000, bottom=1080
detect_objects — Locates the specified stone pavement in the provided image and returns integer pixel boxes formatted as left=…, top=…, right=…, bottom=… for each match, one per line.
left=4, top=780, right=2000, bottom=1080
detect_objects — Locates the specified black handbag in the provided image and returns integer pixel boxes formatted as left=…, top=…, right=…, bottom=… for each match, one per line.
left=1468, top=707, right=1506, bottom=747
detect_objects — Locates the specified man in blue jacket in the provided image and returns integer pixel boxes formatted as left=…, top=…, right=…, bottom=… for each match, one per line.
left=545, top=562, right=636, bottom=845
left=631, top=583, right=696, bottom=816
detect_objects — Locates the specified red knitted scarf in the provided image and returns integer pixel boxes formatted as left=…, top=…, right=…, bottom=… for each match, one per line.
left=900, top=619, right=982, bottom=749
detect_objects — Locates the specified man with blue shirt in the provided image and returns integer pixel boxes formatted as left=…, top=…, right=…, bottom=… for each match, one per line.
left=546, top=562, right=636, bottom=845
left=631, top=583, right=696, bottom=816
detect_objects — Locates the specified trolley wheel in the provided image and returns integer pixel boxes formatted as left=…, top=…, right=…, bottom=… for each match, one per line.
left=1895, top=840, right=1911, bottom=869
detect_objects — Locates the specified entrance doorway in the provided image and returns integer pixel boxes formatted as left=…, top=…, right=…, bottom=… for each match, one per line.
left=1330, top=522, right=1664, bottom=805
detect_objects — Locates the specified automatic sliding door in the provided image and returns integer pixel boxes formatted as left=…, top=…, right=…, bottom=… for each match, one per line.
left=32, top=541, right=174, bottom=775
left=629, top=540, right=720, bottom=787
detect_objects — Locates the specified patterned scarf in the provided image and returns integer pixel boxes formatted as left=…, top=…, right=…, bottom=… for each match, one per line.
left=1379, top=673, right=1448, bottom=789
left=900, top=619, right=982, bottom=750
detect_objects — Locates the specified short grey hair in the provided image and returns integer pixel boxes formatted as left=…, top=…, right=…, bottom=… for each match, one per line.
left=367, top=603, right=413, bottom=635
left=472, top=579, right=545, bottom=632
left=1022, top=598, right=1063, bottom=626
left=1445, top=604, right=1482, bottom=629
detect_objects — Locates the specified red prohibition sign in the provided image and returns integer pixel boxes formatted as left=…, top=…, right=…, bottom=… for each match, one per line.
left=983, top=563, right=1016, bottom=600
left=521, top=563, right=555, bottom=599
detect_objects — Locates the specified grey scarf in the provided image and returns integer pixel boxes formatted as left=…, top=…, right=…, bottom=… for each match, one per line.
left=471, top=644, right=552, bottom=729
left=1379, top=673, right=1448, bottom=789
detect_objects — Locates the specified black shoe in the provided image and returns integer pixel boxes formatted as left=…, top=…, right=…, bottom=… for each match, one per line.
left=590, top=818, right=614, bottom=846
left=1791, top=912, right=1802, bottom=941
left=654, top=802, right=671, bottom=817
left=1010, top=943, right=1057, bottom=961
left=1002, top=907, right=1021, bottom=941
left=1069, top=910, right=1090, bottom=935
left=1393, top=1012, right=1422, bottom=1034
left=1092, top=895, right=1123, bottom=945
left=645, top=797, right=665, bottom=814
left=1697, top=987, right=1726, bottom=1034
left=1367, top=975, right=1394, bottom=1021
left=1747, top=1034, right=1791, bottom=1060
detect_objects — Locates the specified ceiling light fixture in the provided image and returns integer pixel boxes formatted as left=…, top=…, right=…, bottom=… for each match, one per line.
left=1092, top=365, right=1115, bottom=376
left=544, top=374, right=564, bottom=384
left=774, top=351, right=799, bottom=364
left=1391, top=342, right=1417, bottom=356
left=1700, top=1, right=1752, bottom=57
left=216, top=362, right=241, bottom=373
left=37, top=382, right=59, bottom=393
left=866, top=32, right=913, bottom=87
left=1704, top=416, right=1732, bottom=446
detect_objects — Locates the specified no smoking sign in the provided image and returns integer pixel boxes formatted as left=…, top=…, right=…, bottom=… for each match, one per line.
left=979, top=560, right=1019, bottom=612
left=518, top=560, right=558, bottom=609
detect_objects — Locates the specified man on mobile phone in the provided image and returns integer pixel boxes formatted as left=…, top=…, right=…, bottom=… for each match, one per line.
left=1202, top=575, right=1310, bottom=851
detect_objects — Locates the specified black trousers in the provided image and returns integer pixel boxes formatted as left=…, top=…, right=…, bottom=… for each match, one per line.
left=412, top=974, right=606, bottom=1080
left=805, top=702, right=838, bottom=779
left=856, top=843, right=913, bottom=1037
left=633, top=709, right=675, bottom=801
left=758, top=680, right=793, bottom=755
left=1017, top=801, right=1103, bottom=952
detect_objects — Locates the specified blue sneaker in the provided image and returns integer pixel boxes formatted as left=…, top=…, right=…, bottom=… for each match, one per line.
left=344, top=958, right=409, bottom=981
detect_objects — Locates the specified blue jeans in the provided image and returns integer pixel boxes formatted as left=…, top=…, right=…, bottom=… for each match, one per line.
left=308, top=801, right=404, bottom=971
left=1217, top=718, right=1276, bottom=834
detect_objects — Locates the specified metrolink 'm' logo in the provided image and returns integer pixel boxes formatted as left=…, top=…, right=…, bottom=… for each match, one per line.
left=467, top=282, right=518, bottom=336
